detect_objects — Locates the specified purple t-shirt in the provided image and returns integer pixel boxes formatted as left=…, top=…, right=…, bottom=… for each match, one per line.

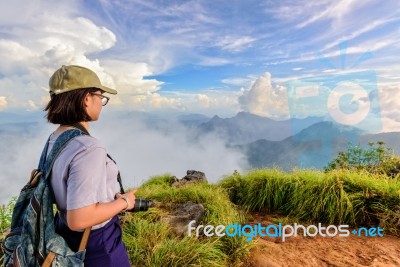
left=48, top=132, right=119, bottom=230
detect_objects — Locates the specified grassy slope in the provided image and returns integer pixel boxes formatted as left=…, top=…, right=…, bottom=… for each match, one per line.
left=1, top=169, right=399, bottom=266
left=122, top=174, right=252, bottom=267
left=219, top=169, right=400, bottom=236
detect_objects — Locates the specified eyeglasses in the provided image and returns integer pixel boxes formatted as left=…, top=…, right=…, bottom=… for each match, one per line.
left=90, top=93, right=110, bottom=106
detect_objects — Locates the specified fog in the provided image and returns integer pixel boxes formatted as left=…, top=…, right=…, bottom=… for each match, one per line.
left=0, top=112, right=247, bottom=204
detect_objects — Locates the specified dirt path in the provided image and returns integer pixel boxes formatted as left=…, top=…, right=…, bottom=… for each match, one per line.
left=246, top=213, right=400, bottom=267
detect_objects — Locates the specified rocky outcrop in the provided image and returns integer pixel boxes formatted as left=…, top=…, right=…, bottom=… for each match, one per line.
left=171, top=170, right=208, bottom=187
left=162, top=202, right=205, bottom=236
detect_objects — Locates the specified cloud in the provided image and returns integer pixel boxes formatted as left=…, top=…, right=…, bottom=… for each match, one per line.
left=101, top=60, right=163, bottom=95
left=0, top=1, right=121, bottom=110
left=238, top=72, right=289, bottom=119
left=0, top=2, right=172, bottom=111
left=0, top=96, right=7, bottom=110
left=378, top=84, right=400, bottom=132
left=158, top=89, right=241, bottom=117
left=0, top=122, right=54, bottom=205
left=292, top=67, right=304, bottom=71
left=94, top=114, right=247, bottom=187
left=0, top=114, right=247, bottom=204
left=195, top=94, right=218, bottom=108
left=129, top=93, right=184, bottom=111
left=197, top=57, right=231, bottom=67
left=221, top=77, right=254, bottom=87
left=215, top=36, right=257, bottom=52
left=0, top=40, right=35, bottom=74
left=26, top=100, right=39, bottom=111
left=296, top=0, right=360, bottom=29
left=0, top=0, right=398, bottom=119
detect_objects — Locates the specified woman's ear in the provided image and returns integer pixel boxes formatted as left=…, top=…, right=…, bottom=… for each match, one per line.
left=83, top=92, right=91, bottom=107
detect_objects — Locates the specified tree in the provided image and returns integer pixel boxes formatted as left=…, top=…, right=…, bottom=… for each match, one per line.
left=324, top=141, right=400, bottom=177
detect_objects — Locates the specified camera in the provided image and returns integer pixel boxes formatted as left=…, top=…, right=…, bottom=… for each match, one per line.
left=130, top=198, right=153, bottom=212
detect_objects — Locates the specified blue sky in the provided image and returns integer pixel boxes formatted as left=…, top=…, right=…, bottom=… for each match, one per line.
left=0, top=0, right=399, bottom=131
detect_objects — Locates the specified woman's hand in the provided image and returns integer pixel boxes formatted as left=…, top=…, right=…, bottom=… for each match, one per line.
left=115, top=189, right=137, bottom=211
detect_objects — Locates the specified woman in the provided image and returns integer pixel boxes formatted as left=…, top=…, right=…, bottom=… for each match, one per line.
left=44, top=65, right=135, bottom=266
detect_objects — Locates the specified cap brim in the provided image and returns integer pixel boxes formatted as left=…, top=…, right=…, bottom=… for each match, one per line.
left=99, top=85, right=117, bottom=95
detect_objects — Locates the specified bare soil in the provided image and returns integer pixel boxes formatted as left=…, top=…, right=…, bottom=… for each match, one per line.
left=246, top=212, right=400, bottom=267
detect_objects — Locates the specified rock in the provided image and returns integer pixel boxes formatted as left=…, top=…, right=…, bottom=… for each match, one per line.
left=162, top=201, right=205, bottom=236
left=171, top=170, right=208, bottom=187
left=182, top=170, right=207, bottom=182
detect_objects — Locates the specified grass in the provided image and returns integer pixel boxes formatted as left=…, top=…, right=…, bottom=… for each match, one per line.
left=1, top=169, right=399, bottom=266
left=0, top=197, right=15, bottom=236
left=219, top=169, right=400, bottom=236
left=122, top=174, right=252, bottom=267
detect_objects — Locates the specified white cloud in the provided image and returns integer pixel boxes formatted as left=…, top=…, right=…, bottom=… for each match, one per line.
left=195, top=94, right=218, bottom=108
left=321, top=16, right=400, bottom=52
left=35, top=16, right=116, bottom=62
left=101, top=60, right=162, bottom=95
left=93, top=115, right=247, bottom=187
left=221, top=77, right=253, bottom=87
left=378, top=84, right=400, bottom=132
left=198, top=57, right=231, bottom=67
left=130, top=93, right=184, bottom=111
left=26, top=100, right=39, bottom=111
left=238, top=72, right=289, bottom=119
left=0, top=114, right=248, bottom=204
left=0, top=1, right=168, bottom=111
left=296, top=0, right=360, bottom=29
left=381, top=117, right=400, bottom=133
left=156, top=89, right=241, bottom=117
left=216, top=36, right=257, bottom=52
left=0, top=96, right=7, bottom=110
left=0, top=40, right=36, bottom=75
left=292, top=67, right=304, bottom=71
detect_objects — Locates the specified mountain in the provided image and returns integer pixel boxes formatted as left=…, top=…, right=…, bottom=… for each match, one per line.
left=197, top=111, right=323, bottom=144
left=241, top=121, right=395, bottom=170
left=177, top=113, right=210, bottom=127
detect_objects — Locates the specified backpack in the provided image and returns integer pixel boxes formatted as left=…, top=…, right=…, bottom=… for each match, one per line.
left=2, top=129, right=91, bottom=267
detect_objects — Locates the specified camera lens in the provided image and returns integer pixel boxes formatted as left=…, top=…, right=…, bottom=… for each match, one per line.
left=132, top=198, right=153, bottom=212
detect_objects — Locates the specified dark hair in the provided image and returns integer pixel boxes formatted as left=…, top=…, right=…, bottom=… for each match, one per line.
left=44, top=88, right=99, bottom=124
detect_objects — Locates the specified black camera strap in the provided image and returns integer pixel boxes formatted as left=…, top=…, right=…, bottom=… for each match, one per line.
left=68, top=123, right=126, bottom=194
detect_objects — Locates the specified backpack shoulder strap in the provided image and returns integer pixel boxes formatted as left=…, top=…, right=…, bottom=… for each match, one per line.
left=42, top=129, right=86, bottom=178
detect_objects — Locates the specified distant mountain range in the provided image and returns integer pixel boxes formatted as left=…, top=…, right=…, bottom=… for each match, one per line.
left=1, top=110, right=399, bottom=171
left=196, top=111, right=323, bottom=144
left=241, top=121, right=400, bottom=170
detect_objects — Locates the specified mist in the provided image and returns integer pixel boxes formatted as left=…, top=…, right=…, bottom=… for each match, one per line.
left=0, top=112, right=248, bottom=204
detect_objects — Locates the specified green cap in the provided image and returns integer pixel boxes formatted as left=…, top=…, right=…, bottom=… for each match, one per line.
left=49, top=65, right=117, bottom=95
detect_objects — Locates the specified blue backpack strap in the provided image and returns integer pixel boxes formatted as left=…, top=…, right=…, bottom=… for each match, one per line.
left=38, top=136, right=51, bottom=171
left=41, top=129, right=87, bottom=178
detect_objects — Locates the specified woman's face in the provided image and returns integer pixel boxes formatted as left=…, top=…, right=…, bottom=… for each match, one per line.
left=84, top=90, right=103, bottom=121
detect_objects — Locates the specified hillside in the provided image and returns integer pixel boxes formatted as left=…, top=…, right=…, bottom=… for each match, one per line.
left=243, top=121, right=400, bottom=169
left=221, top=169, right=400, bottom=266
left=1, top=169, right=400, bottom=266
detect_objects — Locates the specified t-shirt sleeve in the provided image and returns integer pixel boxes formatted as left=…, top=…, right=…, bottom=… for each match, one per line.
left=66, top=145, right=108, bottom=210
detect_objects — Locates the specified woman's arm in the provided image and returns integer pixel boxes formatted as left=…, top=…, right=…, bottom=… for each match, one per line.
left=67, top=190, right=136, bottom=231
